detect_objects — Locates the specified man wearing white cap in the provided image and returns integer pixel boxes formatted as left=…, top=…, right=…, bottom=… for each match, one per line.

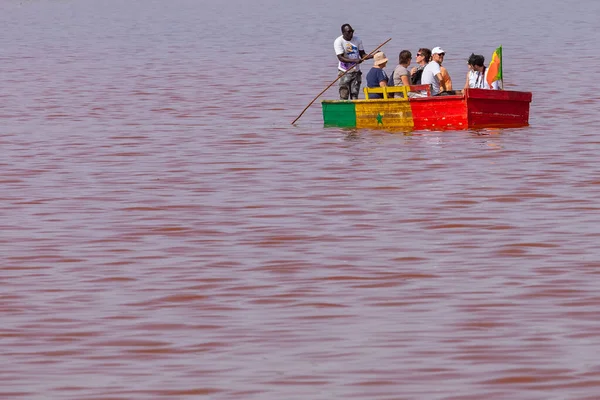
left=421, top=46, right=446, bottom=95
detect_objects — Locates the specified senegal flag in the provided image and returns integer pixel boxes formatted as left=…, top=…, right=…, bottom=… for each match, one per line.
left=486, top=46, right=503, bottom=88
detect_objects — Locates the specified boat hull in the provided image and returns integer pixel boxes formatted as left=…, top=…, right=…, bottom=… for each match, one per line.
left=322, top=88, right=532, bottom=130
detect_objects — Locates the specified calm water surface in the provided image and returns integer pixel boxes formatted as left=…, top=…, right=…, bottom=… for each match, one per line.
left=2, top=0, right=600, bottom=399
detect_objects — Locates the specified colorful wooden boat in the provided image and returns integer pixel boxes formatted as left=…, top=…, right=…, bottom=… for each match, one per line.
left=321, top=86, right=532, bottom=130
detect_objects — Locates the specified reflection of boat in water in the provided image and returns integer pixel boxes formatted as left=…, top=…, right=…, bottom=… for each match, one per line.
left=321, top=86, right=532, bottom=130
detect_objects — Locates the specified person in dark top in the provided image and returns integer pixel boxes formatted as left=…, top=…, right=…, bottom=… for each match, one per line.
left=410, top=48, right=431, bottom=85
left=365, top=52, right=389, bottom=99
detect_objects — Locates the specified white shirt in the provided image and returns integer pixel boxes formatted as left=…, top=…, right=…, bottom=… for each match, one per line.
left=468, top=68, right=500, bottom=89
left=421, top=61, right=441, bottom=95
left=333, top=35, right=364, bottom=72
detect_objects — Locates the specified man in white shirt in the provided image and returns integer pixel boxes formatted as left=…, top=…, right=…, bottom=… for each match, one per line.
left=421, top=46, right=446, bottom=96
left=334, top=24, right=372, bottom=100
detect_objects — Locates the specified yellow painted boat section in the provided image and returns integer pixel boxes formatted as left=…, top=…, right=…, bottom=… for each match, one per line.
left=355, top=100, right=414, bottom=129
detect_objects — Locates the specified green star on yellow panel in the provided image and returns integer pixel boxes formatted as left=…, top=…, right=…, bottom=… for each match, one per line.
left=376, top=112, right=383, bottom=125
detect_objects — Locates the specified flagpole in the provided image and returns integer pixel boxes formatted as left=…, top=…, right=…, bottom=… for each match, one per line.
left=500, top=45, right=504, bottom=90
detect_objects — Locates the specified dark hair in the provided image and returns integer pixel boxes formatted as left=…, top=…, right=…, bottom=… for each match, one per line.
left=341, top=23, right=352, bottom=33
left=399, top=50, right=412, bottom=65
left=468, top=53, right=485, bottom=67
left=418, top=48, right=431, bottom=62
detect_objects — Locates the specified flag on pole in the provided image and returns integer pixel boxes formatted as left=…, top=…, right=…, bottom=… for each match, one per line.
left=486, top=45, right=503, bottom=88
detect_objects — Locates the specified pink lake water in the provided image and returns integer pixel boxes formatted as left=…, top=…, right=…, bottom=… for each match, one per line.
left=2, top=0, right=600, bottom=399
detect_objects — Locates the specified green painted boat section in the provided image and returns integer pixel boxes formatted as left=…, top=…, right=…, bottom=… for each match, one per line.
left=322, top=101, right=356, bottom=128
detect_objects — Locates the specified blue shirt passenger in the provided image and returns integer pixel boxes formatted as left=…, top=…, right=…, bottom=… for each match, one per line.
left=365, top=52, right=389, bottom=99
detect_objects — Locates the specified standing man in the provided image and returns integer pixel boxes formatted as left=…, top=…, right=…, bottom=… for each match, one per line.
left=334, top=24, right=372, bottom=100
left=421, top=46, right=446, bottom=96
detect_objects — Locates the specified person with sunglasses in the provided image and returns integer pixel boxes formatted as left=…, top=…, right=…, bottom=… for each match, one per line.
left=421, top=46, right=447, bottom=96
left=334, top=23, right=372, bottom=100
left=410, top=48, right=431, bottom=85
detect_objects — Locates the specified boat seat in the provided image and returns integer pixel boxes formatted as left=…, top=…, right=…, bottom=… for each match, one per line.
left=364, top=84, right=431, bottom=100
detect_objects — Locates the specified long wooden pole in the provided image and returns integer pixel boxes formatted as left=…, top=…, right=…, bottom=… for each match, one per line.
left=291, top=38, right=392, bottom=125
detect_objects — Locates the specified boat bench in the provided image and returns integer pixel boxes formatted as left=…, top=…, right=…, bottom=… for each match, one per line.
left=363, top=84, right=431, bottom=100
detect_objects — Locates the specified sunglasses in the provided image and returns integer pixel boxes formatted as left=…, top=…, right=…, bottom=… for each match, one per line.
left=417, top=53, right=422, bottom=56
left=437, top=53, right=445, bottom=56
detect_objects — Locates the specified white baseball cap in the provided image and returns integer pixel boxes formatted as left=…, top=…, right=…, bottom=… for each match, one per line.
left=432, top=47, right=446, bottom=55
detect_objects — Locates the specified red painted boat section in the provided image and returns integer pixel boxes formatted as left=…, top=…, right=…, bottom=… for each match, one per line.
left=408, top=88, right=532, bottom=130
left=466, top=88, right=532, bottom=128
left=410, top=95, right=468, bottom=130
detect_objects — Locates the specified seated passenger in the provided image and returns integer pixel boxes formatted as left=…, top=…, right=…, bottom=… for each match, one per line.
left=365, top=52, right=389, bottom=99
left=388, top=50, right=412, bottom=98
left=464, top=53, right=500, bottom=90
left=439, top=62, right=453, bottom=92
left=390, top=50, right=412, bottom=87
left=421, top=47, right=445, bottom=95
left=410, top=48, right=430, bottom=85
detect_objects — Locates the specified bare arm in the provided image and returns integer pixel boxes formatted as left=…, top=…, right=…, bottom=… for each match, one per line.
left=439, top=68, right=452, bottom=91
left=464, top=71, right=470, bottom=90
left=401, top=75, right=411, bottom=86
left=444, top=75, right=453, bottom=91
left=337, top=54, right=359, bottom=64
left=359, top=50, right=373, bottom=60
left=337, top=49, right=372, bottom=65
